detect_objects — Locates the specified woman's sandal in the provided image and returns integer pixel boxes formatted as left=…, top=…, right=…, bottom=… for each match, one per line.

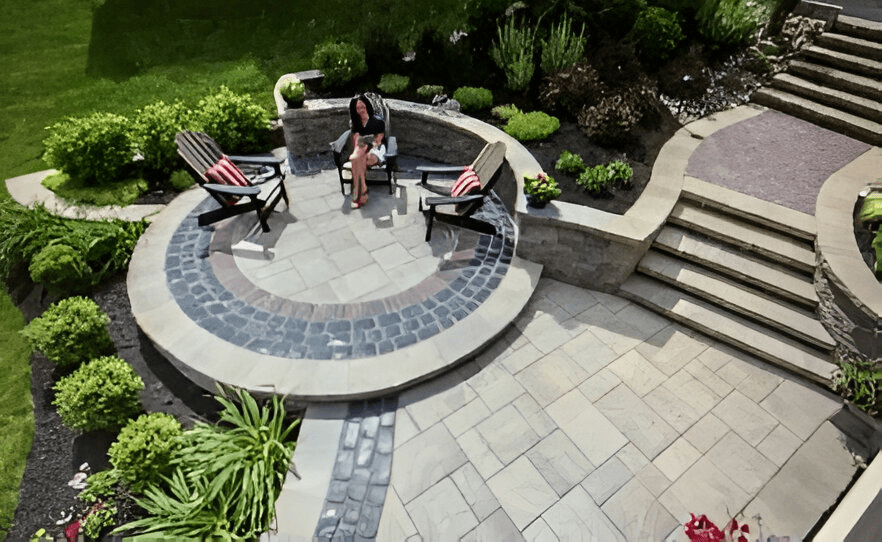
left=351, top=191, right=369, bottom=209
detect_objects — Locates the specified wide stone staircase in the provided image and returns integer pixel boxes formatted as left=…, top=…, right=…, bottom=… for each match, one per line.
left=620, top=178, right=838, bottom=386
left=752, top=14, right=882, bottom=145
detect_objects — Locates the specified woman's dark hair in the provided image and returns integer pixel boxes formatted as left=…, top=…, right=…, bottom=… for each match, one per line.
left=349, top=94, right=375, bottom=130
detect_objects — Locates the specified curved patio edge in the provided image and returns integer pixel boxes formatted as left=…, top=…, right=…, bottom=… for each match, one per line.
left=815, top=145, right=882, bottom=359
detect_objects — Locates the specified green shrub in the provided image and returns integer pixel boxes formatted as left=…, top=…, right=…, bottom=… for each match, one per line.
left=28, top=243, right=93, bottom=296
left=41, top=171, right=147, bottom=207
left=20, top=296, right=114, bottom=368
left=452, top=87, right=493, bottom=111
left=131, top=100, right=191, bottom=182
left=119, top=388, right=299, bottom=539
left=490, top=17, right=536, bottom=92
left=697, top=0, right=770, bottom=47
left=191, top=86, right=269, bottom=154
left=81, top=502, right=117, bottom=540
left=540, top=14, right=586, bottom=73
left=503, top=111, right=560, bottom=141
left=54, top=355, right=144, bottom=431
left=312, top=41, right=368, bottom=88
left=168, top=169, right=195, bottom=191
left=632, top=7, right=685, bottom=63
left=523, top=173, right=561, bottom=203
left=43, top=112, right=134, bottom=186
left=555, top=150, right=586, bottom=175
left=109, top=413, right=182, bottom=492
left=492, top=104, right=522, bottom=121
left=416, top=84, right=444, bottom=99
left=834, top=357, right=882, bottom=415
left=377, top=74, right=410, bottom=95
left=79, top=469, right=121, bottom=505
left=608, top=159, right=634, bottom=188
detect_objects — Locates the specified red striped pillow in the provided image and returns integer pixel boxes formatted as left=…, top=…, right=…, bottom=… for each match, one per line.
left=205, top=155, right=249, bottom=187
left=451, top=166, right=481, bottom=197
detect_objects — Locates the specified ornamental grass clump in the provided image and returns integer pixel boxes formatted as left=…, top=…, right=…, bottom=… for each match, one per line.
left=20, top=296, right=114, bottom=368
left=54, top=355, right=144, bottom=432
left=490, top=16, right=536, bottom=92
left=540, top=13, right=586, bottom=73
left=118, top=387, right=300, bottom=539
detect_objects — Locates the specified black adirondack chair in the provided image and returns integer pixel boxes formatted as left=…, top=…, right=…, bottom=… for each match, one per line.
left=175, top=131, right=289, bottom=233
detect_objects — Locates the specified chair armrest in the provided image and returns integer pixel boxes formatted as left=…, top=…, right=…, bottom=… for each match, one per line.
left=202, top=183, right=262, bottom=197
left=424, top=193, right=483, bottom=207
left=227, top=155, right=283, bottom=178
left=416, top=164, right=466, bottom=184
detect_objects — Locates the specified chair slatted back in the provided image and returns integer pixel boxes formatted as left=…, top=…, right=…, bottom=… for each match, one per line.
left=471, top=141, right=506, bottom=195
left=175, top=131, right=226, bottom=185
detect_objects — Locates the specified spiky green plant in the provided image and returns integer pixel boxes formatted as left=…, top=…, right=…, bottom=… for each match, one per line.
left=490, top=16, right=536, bottom=92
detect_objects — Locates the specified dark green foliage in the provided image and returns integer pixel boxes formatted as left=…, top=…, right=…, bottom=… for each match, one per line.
left=109, top=413, right=183, bottom=492
left=79, top=469, right=122, bottom=506
left=377, top=74, right=410, bottom=95
left=416, top=85, right=444, bottom=100
left=312, top=42, right=368, bottom=88
left=632, top=7, right=685, bottom=63
left=576, top=159, right=634, bottom=194
left=504, top=111, right=560, bottom=141
left=0, top=200, right=148, bottom=293
left=53, top=355, right=144, bottom=431
left=191, top=87, right=270, bottom=154
left=453, top=87, right=494, bottom=111
left=118, top=388, right=299, bottom=539
left=131, top=101, right=192, bottom=183
left=20, top=296, right=114, bottom=368
left=28, top=244, right=92, bottom=297
left=43, top=112, right=134, bottom=186
left=834, top=357, right=882, bottom=415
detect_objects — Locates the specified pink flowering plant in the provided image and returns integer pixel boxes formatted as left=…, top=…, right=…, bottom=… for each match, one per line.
left=523, top=172, right=561, bottom=204
left=684, top=514, right=750, bottom=542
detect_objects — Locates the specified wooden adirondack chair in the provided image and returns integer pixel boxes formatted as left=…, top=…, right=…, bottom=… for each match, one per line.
left=416, top=141, right=507, bottom=241
left=175, top=131, right=289, bottom=233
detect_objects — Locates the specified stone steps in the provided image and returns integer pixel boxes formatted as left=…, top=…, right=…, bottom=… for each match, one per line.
left=751, top=14, right=882, bottom=145
left=619, top=275, right=835, bottom=385
left=621, top=180, right=836, bottom=386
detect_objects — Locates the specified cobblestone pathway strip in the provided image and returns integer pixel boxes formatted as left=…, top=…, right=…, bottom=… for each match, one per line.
left=314, top=397, right=398, bottom=541
left=164, top=193, right=514, bottom=360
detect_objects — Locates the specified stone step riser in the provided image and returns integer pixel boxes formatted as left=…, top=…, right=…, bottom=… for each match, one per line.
left=619, top=275, right=835, bottom=386
left=817, top=33, right=882, bottom=61
left=789, top=60, right=882, bottom=102
left=770, top=73, right=882, bottom=123
left=751, top=87, right=882, bottom=146
left=802, top=45, right=882, bottom=79
left=638, top=250, right=834, bottom=351
left=652, top=226, right=819, bottom=311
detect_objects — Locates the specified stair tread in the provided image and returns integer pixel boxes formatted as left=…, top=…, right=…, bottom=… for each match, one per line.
left=772, top=73, right=882, bottom=121
left=803, top=45, right=882, bottom=74
left=639, top=250, right=834, bottom=349
left=669, top=202, right=816, bottom=272
left=620, top=275, right=835, bottom=385
left=654, top=226, right=818, bottom=307
left=788, top=59, right=882, bottom=101
left=818, top=32, right=882, bottom=59
left=751, top=87, right=882, bottom=145
left=836, top=15, right=882, bottom=41
left=681, top=176, right=815, bottom=241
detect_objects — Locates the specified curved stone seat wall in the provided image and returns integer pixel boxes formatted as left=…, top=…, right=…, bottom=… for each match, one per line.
left=815, top=147, right=882, bottom=361
left=280, top=97, right=686, bottom=292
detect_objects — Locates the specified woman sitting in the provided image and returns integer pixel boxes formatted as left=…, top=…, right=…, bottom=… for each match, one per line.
left=348, top=94, right=386, bottom=209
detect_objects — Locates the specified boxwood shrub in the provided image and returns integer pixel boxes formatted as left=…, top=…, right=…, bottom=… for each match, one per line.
left=28, top=243, right=93, bottom=296
left=377, top=74, right=410, bottom=95
left=453, top=86, right=493, bottom=111
left=503, top=111, right=560, bottom=141
left=109, top=412, right=183, bottom=491
left=312, top=41, right=368, bottom=88
left=131, top=100, right=192, bottom=183
left=53, top=355, right=144, bottom=431
left=43, top=112, right=134, bottom=186
left=20, top=296, right=114, bottom=368
left=191, top=86, right=269, bottom=154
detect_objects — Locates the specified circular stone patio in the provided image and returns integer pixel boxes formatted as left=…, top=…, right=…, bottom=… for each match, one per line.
left=127, top=165, right=542, bottom=403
